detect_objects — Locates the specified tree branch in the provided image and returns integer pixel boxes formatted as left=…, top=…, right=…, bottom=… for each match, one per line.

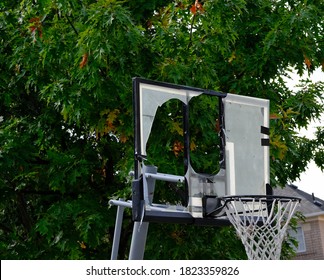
left=65, top=14, right=79, bottom=36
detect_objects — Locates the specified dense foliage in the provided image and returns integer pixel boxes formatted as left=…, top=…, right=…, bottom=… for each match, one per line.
left=0, top=0, right=323, bottom=259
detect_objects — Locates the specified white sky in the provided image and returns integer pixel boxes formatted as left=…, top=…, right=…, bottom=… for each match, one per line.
left=283, top=67, right=324, bottom=199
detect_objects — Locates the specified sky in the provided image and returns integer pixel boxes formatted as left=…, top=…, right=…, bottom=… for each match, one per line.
left=284, top=67, right=324, bottom=199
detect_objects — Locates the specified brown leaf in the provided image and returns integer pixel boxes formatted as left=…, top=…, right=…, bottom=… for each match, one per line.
left=80, top=53, right=88, bottom=69
left=196, top=1, right=204, bottom=13
left=190, top=4, right=197, bottom=14
left=29, top=17, right=42, bottom=38
left=304, top=56, right=311, bottom=69
left=190, top=0, right=204, bottom=14
left=120, top=134, right=128, bottom=143
left=78, top=241, right=87, bottom=249
left=173, top=140, right=184, bottom=156
left=270, top=113, right=280, bottom=120
left=215, top=118, right=220, bottom=132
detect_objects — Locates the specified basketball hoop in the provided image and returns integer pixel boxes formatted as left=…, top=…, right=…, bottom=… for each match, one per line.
left=220, top=195, right=301, bottom=260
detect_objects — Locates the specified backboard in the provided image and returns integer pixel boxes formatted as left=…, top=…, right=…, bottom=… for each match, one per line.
left=132, top=78, right=270, bottom=225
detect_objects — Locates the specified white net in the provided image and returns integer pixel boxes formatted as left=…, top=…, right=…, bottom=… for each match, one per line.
left=222, top=196, right=301, bottom=260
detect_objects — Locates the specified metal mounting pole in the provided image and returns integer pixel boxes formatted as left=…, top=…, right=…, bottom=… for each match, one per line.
left=128, top=221, right=149, bottom=260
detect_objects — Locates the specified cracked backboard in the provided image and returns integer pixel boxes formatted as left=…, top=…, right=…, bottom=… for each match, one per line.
left=132, top=78, right=270, bottom=225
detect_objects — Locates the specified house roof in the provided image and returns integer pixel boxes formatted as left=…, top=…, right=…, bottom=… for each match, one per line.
left=273, top=184, right=324, bottom=216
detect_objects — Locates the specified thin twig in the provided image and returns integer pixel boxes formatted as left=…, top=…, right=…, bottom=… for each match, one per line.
left=66, top=14, right=79, bottom=36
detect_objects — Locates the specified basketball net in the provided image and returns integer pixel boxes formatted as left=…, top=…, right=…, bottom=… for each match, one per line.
left=222, top=196, right=301, bottom=260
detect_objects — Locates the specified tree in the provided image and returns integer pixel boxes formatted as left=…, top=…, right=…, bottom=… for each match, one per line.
left=0, top=0, right=323, bottom=259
